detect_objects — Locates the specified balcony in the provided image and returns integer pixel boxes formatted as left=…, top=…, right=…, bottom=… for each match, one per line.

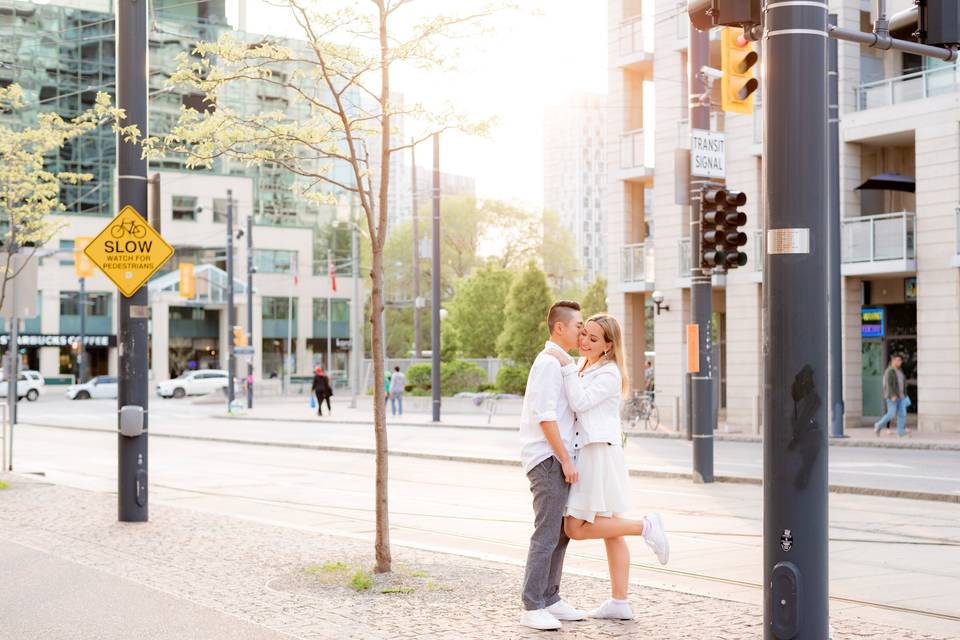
left=618, top=129, right=654, bottom=182
left=841, top=212, right=916, bottom=276
left=856, top=64, right=960, bottom=111
left=618, top=15, right=653, bottom=71
left=617, top=243, right=655, bottom=293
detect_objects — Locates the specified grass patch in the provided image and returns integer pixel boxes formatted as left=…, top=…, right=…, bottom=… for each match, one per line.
left=0, top=481, right=8, bottom=490
left=381, top=586, right=415, bottom=595
left=426, top=580, right=451, bottom=592
left=349, top=569, right=374, bottom=592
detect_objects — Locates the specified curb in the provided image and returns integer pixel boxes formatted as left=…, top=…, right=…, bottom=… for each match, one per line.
left=214, top=414, right=960, bottom=451
left=18, top=421, right=959, bottom=504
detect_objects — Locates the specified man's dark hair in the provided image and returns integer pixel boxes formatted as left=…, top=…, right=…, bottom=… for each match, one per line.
left=394, top=366, right=401, bottom=372
left=891, top=353, right=904, bottom=361
left=547, top=300, right=581, bottom=333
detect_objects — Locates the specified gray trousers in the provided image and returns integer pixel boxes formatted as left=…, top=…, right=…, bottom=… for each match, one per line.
left=521, top=456, right=571, bottom=610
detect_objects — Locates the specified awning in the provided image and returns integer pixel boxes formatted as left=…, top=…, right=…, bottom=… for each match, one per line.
left=855, top=172, right=915, bottom=193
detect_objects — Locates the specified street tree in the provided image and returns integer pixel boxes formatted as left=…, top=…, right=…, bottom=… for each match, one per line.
left=447, top=263, right=512, bottom=358
left=540, top=209, right=582, bottom=294
left=143, top=0, right=497, bottom=573
left=580, top=276, right=608, bottom=318
left=0, top=84, right=134, bottom=312
left=496, top=261, right=552, bottom=368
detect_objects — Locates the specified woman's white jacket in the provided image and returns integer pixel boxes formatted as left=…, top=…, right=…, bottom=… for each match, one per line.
left=561, top=360, right=622, bottom=447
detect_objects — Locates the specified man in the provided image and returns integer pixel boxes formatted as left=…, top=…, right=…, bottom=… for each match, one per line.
left=874, top=353, right=908, bottom=437
left=519, top=300, right=586, bottom=631
left=644, top=359, right=655, bottom=397
left=389, top=366, right=407, bottom=416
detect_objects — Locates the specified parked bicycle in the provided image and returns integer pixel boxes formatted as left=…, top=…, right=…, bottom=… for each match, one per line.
left=621, top=390, right=659, bottom=431
left=110, top=219, right=147, bottom=239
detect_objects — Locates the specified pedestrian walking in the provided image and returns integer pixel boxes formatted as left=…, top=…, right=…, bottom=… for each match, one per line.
left=389, top=366, right=407, bottom=416
left=874, top=353, right=910, bottom=437
left=384, top=369, right=392, bottom=408
left=311, top=366, right=333, bottom=417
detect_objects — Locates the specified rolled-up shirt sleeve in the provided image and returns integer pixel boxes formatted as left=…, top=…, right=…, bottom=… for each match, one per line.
left=531, top=360, right=561, bottom=423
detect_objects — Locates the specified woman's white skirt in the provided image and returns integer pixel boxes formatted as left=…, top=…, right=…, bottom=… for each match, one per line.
left=565, top=442, right=630, bottom=523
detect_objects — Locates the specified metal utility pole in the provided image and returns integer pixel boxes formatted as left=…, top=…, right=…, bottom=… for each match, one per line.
left=326, top=250, right=333, bottom=372
left=828, top=13, right=844, bottom=438
left=430, top=133, right=441, bottom=422
left=763, top=2, right=830, bottom=638
left=78, top=276, right=86, bottom=383
left=226, top=190, right=236, bottom=410
left=689, top=22, right=714, bottom=483
left=6, top=223, right=18, bottom=428
left=116, top=0, right=149, bottom=522
left=246, top=209, right=254, bottom=409
left=411, top=139, right=422, bottom=358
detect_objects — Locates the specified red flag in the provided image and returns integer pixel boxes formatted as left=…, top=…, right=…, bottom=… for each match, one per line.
left=290, top=254, right=299, bottom=286
left=328, top=253, right=337, bottom=292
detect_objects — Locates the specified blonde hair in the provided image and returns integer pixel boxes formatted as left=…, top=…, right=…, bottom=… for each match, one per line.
left=584, top=313, right=629, bottom=395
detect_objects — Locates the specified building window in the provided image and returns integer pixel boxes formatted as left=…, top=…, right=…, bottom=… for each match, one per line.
left=59, top=239, right=75, bottom=266
left=314, top=298, right=350, bottom=322
left=60, top=292, right=111, bottom=317
left=172, top=195, right=197, bottom=221
left=263, top=297, right=297, bottom=321
left=213, top=198, right=228, bottom=223
left=255, top=249, right=297, bottom=274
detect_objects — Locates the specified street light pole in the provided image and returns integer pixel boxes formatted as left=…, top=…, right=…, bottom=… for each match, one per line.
left=763, top=3, right=830, bottom=637
left=689, top=22, right=714, bottom=483
left=430, top=133, right=441, bottom=423
left=350, top=217, right=360, bottom=408
left=246, top=209, right=254, bottom=409
left=78, top=276, right=86, bottom=383
left=411, top=138, right=422, bottom=358
left=226, top=190, right=236, bottom=411
left=116, top=0, right=149, bottom=522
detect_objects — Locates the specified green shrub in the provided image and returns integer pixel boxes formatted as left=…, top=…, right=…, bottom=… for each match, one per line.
left=477, top=382, right=497, bottom=393
left=496, top=365, right=529, bottom=395
left=406, top=363, right=432, bottom=391
left=349, top=569, right=374, bottom=591
left=441, top=360, right=486, bottom=395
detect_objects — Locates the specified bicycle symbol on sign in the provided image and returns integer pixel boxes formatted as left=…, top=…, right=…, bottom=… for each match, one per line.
left=110, top=218, right=147, bottom=239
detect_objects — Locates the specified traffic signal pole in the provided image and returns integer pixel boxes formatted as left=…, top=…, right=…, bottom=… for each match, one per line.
left=688, top=21, right=714, bottom=484
left=246, top=208, right=254, bottom=409
left=763, top=2, right=830, bottom=637
left=116, top=0, right=149, bottom=522
left=828, top=13, right=845, bottom=439
left=226, top=190, right=236, bottom=411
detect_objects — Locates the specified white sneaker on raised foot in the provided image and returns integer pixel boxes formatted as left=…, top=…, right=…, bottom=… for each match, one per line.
left=546, top=599, right=587, bottom=621
left=588, top=599, right=635, bottom=620
left=643, top=512, right=670, bottom=565
left=520, top=609, right=562, bottom=631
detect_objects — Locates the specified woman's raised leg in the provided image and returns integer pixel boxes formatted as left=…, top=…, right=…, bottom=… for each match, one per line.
left=565, top=515, right=643, bottom=541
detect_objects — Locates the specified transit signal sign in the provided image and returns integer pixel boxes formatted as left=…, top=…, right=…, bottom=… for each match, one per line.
left=84, top=205, right=175, bottom=297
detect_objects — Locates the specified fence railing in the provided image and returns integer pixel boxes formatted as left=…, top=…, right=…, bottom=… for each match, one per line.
left=856, top=64, right=960, bottom=111
left=621, top=243, right=654, bottom=283
left=842, top=212, right=915, bottom=264
left=620, top=128, right=649, bottom=170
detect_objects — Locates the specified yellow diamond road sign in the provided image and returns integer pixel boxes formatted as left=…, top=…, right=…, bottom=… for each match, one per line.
left=84, top=205, right=175, bottom=298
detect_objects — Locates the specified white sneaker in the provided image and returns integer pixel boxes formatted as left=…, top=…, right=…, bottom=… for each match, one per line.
left=546, top=599, right=587, bottom=621
left=588, top=599, right=634, bottom=620
left=520, top=608, right=562, bottom=631
left=643, top=512, right=670, bottom=565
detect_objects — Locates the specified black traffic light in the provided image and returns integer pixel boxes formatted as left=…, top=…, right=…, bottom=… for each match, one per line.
left=688, top=0, right=762, bottom=31
left=700, top=187, right=750, bottom=270
left=920, top=0, right=960, bottom=46
left=700, top=187, right=727, bottom=269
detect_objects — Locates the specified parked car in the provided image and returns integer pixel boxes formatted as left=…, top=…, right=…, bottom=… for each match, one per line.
left=66, top=375, right=118, bottom=400
left=0, top=371, right=43, bottom=401
left=157, top=369, right=229, bottom=399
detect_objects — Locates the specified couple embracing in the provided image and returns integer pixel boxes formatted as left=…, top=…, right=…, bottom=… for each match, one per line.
left=519, top=300, right=669, bottom=631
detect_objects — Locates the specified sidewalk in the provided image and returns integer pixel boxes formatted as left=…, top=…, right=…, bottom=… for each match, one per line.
left=225, top=396, right=960, bottom=451
left=0, top=473, right=949, bottom=640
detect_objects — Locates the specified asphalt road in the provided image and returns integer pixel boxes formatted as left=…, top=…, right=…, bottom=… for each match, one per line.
left=14, top=396, right=960, bottom=497
left=9, top=421, right=960, bottom=638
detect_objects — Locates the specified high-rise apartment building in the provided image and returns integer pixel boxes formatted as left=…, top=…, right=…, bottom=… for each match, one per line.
left=544, top=92, right=608, bottom=286
left=607, top=0, right=960, bottom=433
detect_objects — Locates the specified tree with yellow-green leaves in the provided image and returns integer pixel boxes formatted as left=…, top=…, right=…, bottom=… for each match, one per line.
left=141, top=0, right=503, bottom=573
left=0, top=83, right=135, bottom=313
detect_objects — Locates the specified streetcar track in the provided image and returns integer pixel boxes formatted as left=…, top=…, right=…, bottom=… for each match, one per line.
left=148, top=482, right=960, bottom=624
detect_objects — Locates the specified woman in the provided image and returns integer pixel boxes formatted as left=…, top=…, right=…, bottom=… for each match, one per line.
left=546, top=313, right=669, bottom=621
left=311, top=366, right=333, bottom=417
